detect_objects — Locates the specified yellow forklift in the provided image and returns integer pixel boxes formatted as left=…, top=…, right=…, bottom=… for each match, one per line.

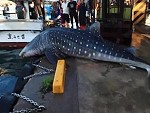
left=97, top=0, right=133, bottom=46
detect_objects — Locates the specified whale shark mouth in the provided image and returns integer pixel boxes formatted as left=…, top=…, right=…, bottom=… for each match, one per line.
left=20, top=50, right=43, bottom=58
left=19, top=47, right=39, bottom=58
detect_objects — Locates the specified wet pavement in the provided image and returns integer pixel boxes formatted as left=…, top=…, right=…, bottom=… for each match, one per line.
left=14, top=26, right=150, bottom=113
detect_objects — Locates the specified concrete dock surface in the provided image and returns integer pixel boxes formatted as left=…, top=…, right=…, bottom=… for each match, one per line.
left=14, top=29, right=150, bottom=113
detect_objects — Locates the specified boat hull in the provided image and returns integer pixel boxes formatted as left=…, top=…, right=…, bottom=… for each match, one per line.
left=0, top=19, right=43, bottom=48
left=0, top=42, right=28, bottom=48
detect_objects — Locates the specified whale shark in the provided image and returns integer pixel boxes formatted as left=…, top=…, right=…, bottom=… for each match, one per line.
left=19, top=22, right=150, bottom=76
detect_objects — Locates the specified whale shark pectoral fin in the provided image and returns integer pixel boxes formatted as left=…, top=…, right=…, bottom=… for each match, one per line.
left=44, top=48, right=67, bottom=65
left=44, top=50, right=58, bottom=65
left=54, top=51, right=67, bottom=59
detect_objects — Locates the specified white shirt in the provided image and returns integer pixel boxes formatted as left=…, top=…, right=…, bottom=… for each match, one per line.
left=61, top=2, right=69, bottom=14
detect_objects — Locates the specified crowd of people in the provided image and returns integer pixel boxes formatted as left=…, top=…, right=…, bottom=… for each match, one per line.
left=16, top=0, right=43, bottom=19
left=47, top=0, right=100, bottom=30
left=0, top=0, right=98, bottom=29
left=0, top=0, right=44, bottom=19
left=1, top=0, right=98, bottom=29
left=0, top=0, right=134, bottom=24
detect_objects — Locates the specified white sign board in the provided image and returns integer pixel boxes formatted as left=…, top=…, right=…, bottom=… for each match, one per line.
left=0, top=31, right=40, bottom=42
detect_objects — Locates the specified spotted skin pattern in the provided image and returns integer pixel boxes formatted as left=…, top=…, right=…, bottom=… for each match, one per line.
left=19, top=25, right=150, bottom=76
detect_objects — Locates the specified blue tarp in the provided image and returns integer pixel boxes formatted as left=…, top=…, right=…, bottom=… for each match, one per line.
left=0, top=75, right=17, bottom=99
left=0, top=62, right=36, bottom=113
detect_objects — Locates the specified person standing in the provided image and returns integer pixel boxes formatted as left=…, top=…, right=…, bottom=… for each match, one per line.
left=67, top=0, right=78, bottom=29
left=61, top=0, right=69, bottom=28
left=4, top=4, right=9, bottom=19
left=51, top=2, right=60, bottom=20
left=33, top=0, right=43, bottom=19
left=78, top=0, right=87, bottom=30
left=16, top=1, right=26, bottom=19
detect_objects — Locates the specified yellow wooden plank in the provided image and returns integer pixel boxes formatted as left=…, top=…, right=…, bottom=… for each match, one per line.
left=53, top=60, right=66, bottom=94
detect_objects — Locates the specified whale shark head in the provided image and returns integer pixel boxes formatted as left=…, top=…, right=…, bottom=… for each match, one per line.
left=19, top=34, right=45, bottom=57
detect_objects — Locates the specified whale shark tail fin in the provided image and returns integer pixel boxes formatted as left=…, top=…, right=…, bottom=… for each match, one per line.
left=146, top=68, right=150, bottom=77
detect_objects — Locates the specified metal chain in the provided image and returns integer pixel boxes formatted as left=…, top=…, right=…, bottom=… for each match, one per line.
left=23, top=71, right=52, bottom=80
left=24, top=63, right=55, bottom=80
left=32, top=63, right=54, bottom=72
left=9, top=64, right=54, bottom=112
left=10, top=93, right=46, bottom=113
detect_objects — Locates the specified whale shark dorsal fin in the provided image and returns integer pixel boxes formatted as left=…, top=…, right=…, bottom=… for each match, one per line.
left=86, top=21, right=103, bottom=40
